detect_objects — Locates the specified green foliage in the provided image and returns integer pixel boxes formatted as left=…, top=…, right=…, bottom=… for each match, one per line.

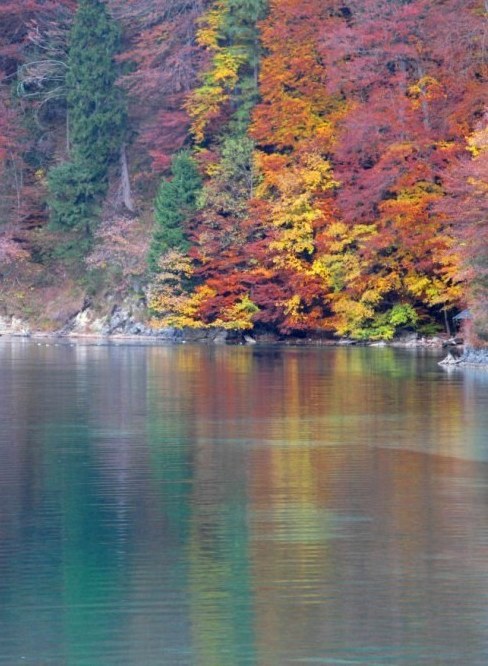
left=48, top=161, right=104, bottom=234
left=224, top=0, right=266, bottom=131
left=48, top=0, right=126, bottom=239
left=417, top=320, right=443, bottom=336
left=351, top=303, right=419, bottom=341
left=66, top=0, right=125, bottom=174
left=48, top=234, right=93, bottom=268
left=188, top=0, right=266, bottom=142
left=199, top=135, right=258, bottom=220
left=81, top=267, right=106, bottom=297
left=148, top=152, right=202, bottom=272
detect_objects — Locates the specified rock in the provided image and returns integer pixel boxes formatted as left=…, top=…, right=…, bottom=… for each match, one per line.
left=443, top=336, right=464, bottom=347
left=101, top=306, right=130, bottom=334
left=458, top=347, right=488, bottom=366
left=337, top=338, right=355, bottom=345
left=244, top=335, right=257, bottom=345
left=254, top=332, right=282, bottom=344
left=391, top=333, right=418, bottom=347
left=439, top=352, right=461, bottom=366
left=175, top=327, right=230, bottom=344
left=0, top=315, right=31, bottom=336
left=68, top=308, right=105, bottom=335
left=212, top=330, right=228, bottom=345
left=155, top=327, right=180, bottom=341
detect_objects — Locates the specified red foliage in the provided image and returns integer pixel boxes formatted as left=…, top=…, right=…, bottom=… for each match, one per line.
left=112, top=0, right=205, bottom=174
left=441, top=111, right=488, bottom=341
left=246, top=0, right=342, bottom=332
left=0, top=0, right=74, bottom=229
left=319, top=0, right=486, bottom=224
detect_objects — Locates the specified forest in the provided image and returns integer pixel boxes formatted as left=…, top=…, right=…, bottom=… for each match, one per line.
left=0, top=0, right=487, bottom=342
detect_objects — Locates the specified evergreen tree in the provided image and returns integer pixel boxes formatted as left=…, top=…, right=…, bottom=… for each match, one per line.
left=224, top=0, right=266, bottom=82
left=66, top=0, right=125, bottom=174
left=48, top=0, right=125, bottom=239
left=148, top=152, right=202, bottom=272
left=225, top=0, right=267, bottom=132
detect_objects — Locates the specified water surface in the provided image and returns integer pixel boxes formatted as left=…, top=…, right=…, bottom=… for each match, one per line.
left=0, top=339, right=487, bottom=665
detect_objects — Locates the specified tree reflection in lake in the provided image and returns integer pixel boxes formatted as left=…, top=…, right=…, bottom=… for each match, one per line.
left=0, top=340, right=487, bottom=665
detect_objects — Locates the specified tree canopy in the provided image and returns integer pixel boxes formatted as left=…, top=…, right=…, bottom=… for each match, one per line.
left=0, top=0, right=486, bottom=341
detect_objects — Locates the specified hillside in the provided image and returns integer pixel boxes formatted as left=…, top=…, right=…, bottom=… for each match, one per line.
left=0, top=0, right=487, bottom=343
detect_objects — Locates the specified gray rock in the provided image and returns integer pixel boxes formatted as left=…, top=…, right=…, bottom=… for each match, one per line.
left=459, top=347, right=488, bottom=366
left=0, top=315, right=31, bottom=336
left=439, top=352, right=461, bottom=366
left=154, top=327, right=179, bottom=341
left=212, top=330, right=228, bottom=345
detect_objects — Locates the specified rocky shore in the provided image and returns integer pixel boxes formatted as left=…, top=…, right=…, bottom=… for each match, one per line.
left=1, top=307, right=484, bottom=362
left=438, top=345, right=488, bottom=369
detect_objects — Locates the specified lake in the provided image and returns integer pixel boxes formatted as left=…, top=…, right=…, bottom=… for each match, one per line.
left=0, top=339, right=487, bottom=665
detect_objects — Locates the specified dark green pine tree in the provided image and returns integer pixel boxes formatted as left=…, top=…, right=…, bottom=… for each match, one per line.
left=48, top=0, right=126, bottom=242
left=148, top=152, right=202, bottom=273
left=224, top=0, right=267, bottom=133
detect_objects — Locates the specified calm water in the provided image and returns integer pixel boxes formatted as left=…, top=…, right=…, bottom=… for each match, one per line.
left=0, top=340, right=488, bottom=665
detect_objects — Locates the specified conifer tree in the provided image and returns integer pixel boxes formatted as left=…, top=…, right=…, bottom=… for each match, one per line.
left=225, top=0, right=267, bottom=131
left=48, top=0, right=126, bottom=241
left=148, top=152, right=202, bottom=272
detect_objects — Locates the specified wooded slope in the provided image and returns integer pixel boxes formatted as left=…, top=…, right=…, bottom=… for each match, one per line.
left=1, top=0, right=486, bottom=341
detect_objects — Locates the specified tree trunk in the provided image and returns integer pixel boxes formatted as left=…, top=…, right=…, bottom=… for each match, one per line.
left=416, top=63, right=431, bottom=131
left=120, top=143, right=135, bottom=213
left=66, top=111, right=70, bottom=156
left=443, top=308, right=452, bottom=337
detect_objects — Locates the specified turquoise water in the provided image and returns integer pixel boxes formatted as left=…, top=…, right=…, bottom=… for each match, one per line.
left=0, top=339, right=487, bottom=665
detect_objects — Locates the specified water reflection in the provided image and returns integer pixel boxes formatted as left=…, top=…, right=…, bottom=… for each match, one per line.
left=0, top=340, right=487, bottom=664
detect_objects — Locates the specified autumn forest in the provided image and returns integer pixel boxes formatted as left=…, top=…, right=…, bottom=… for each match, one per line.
left=0, top=0, right=487, bottom=342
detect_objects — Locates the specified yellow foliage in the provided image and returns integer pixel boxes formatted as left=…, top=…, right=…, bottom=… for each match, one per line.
left=283, top=294, right=301, bottom=317
left=467, top=124, right=488, bottom=158
left=212, top=51, right=244, bottom=85
left=153, top=249, right=193, bottom=282
left=407, top=76, right=445, bottom=108
left=187, top=0, right=248, bottom=143
left=212, top=294, right=259, bottom=330
left=359, top=289, right=383, bottom=306
left=186, top=83, right=227, bottom=143
left=149, top=250, right=201, bottom=328
left=300, top=154, right=339, bottom=191
left=151, top=284, right=217, bottom=329
left=332, top=298, right=375, bottom=337
left=196, top=1, right=226, bottom=49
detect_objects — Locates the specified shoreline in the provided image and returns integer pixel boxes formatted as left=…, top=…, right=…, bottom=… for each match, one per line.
left=2, top=327, right=487, bottom=367
left=0, top=325, right=466, bottom=350
left=3, top=312, right=486, bottom=365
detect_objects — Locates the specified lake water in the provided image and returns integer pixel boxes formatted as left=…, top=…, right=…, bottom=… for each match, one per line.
left=0, top=339, right=487, bottom=665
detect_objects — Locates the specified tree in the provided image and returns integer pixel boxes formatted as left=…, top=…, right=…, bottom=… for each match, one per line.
left=148, top=151, right=202, bottom=272
left=48, top=0, right=126, bottom=240
left=443, top=111, right=488, bottom=344
left=245, top=0, right=346, bottom=333
left=312, top=0, right=484, bottom=337
left=150, top=0, right=266, bottom=330
left=0, top=1, right=74, bottom=230
left=113, top=0, right=205, bottom=173
left=186, top=0, right=266, bottom=143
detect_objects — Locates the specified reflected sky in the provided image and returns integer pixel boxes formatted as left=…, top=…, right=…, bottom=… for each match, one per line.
left=0, top=340, right=487, bottom=665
